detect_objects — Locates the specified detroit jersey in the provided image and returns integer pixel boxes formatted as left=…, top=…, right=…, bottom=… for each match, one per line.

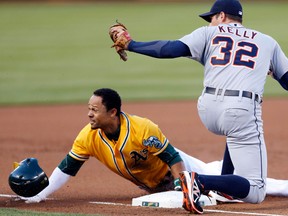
left=180, top=23, right=288, bottom=95
left=69, top=112, right=169, bottom=190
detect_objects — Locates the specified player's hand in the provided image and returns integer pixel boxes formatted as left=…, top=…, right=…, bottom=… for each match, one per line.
left=109, top=21, right=132, bottom=61
left=174, top=178, right=182, bottom=191
left=25, top=194, right=45, bottom=203
left=16, top=194, right=45, bottom=203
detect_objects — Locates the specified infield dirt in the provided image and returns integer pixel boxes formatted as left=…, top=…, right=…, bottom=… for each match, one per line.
left=1, top=99, right=288, bottom=215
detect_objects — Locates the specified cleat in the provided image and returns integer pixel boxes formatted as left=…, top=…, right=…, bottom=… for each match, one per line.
left=180, top=171, right=203, bottom=214
left=216, top=191, right=234, bottom=200
left=209, top=191, right=242, bottom=203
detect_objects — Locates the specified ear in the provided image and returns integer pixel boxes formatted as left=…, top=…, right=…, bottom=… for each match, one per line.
left=109, top=108, right=118, bottom=117
left=220, top=12, right=228, bottom=22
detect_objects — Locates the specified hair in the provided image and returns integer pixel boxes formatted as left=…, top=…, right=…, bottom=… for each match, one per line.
left=215, top=13, right=243, bottom=23
left=93, top=88, right=122, bottom=116
left=226, top=14, right=242, bottom=23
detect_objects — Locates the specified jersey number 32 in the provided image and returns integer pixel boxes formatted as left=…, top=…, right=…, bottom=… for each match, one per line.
left=211, top=36, right=259, bottom=69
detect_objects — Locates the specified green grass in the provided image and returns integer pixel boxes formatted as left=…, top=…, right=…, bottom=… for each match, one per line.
left=0, top=1, right=288, bottom=216
left=0, top=208, right=102, bottom=216
left=0, top=2, right=287, bottom=106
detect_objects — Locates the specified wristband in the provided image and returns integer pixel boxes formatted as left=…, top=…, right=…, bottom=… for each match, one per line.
left=174, top=178, right=182, bottom=191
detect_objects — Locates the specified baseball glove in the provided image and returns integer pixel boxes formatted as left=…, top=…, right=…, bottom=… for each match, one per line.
left=109, top=21, right=132, bottom=61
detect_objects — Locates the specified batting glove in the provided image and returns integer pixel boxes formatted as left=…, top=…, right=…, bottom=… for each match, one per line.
left=174, top=178, right=182, bottom=191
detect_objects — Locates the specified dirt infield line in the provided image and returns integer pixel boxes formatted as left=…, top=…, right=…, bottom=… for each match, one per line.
left=0, top=194, right=17, bottom=198
left=204, top=209, right=284, bottom=216
left=89, top=200, right=285, bottom=216
left=1, top=193, right=286, bottom=216
left=89, top=201, right=131, bottom=206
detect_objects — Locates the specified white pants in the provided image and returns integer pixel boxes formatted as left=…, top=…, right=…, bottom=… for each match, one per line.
left=196, top=92, right=267, bottom=203
left=176, top=147, right=288, bottom=197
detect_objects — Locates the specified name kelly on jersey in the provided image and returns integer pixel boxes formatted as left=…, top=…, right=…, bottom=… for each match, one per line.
left=218, top=25, right=257, bottom=39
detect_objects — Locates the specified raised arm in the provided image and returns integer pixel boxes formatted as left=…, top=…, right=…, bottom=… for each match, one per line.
left=128, top=40, right=191, bottom=58
left=109, top=21, right=191, bottom=60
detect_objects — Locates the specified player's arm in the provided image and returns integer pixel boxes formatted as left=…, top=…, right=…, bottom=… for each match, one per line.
left=269, top=42, right=288, bottom=90
left=157, top=143, right=186, bottom=190
left=109, top=22, right=191, bottom=59
left=24, top=154, right=85, bottom=203
left=269, top=70, right=288, bottom=91
left=278, top=72, right=288, bottom=90
left=127, top=40, right=191, bottom=58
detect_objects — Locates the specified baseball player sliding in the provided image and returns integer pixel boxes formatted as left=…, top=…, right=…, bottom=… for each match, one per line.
left=109, top=0, right=288, bottom=214
left=15, top=88, right=288, bottom=206
left=19, top=88, right=186, bottom=201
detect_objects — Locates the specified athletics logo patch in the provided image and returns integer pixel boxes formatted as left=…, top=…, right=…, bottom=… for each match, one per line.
left=130, top=149, right=148, bottom=168
left=143, top=136, right=164, bottom=149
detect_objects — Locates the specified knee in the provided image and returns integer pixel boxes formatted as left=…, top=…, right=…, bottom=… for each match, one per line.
left=246, top=193, right=265, bottom=204
left=242, top=186, right=266, bottom=204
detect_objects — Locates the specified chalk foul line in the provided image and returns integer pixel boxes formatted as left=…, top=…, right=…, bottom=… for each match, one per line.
left=1, top=194, right=285, bottom=216
left=205, top=209, right=284, bottom=216
left=89, top=200, right=285, bottom=216
left=89, top=201, right=131, bottom=206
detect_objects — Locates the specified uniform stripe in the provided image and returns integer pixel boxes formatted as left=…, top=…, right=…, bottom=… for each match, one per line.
left=120, top=112, right=150, bottom=189
left=253, top=101, right=265, bottom=188
left=119, top=112, right=130, bottom=152
left=69, top=150, right=89, bottom=161
left=153, top=138, right=169, bottom=156
left=98, top=130, right=125, bottom=178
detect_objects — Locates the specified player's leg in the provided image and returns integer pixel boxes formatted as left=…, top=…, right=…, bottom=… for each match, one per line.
left=178, top=144, right=287, bottom=198
left=176, top=148, right=221, bottom=175
left=224, top=100, right=267, bottom=203
left=266, top=178, right=288, bottom=196
left=196, top=95, right=266, bottom=203
left=221, top=143, right=234, bottom=175
left=227, top=138, right=267, bottom=203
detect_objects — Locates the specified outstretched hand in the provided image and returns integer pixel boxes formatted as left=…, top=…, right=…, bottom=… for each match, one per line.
left=109, top=20, right=132, bottom=61
left=13, top=194, right=45, bottom=203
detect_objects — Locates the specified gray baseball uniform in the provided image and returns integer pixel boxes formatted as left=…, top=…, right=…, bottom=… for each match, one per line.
left=126, top=3, right=288, bottom=205
left=179, top=23, right=288, bottom=202
left=180, top=23, right=288, bottom=93
left=177, top=147, right=288, bottom=197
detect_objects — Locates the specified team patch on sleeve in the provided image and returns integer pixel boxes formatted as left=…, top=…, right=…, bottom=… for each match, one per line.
left=143, top=136, right=167, bottom=149
left=69, top=150, right=89, bottom=161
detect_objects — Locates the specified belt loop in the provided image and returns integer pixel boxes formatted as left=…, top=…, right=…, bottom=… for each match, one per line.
left=238, top=90, right=243, bottom=102
left=220, top=88, right=225, bottom=102
left=258, top=94, right=262, bottom=103
left=251, top=93, right=255, bottom=104
left=214, top=87, right=219, bottom=101
left=201, top=88, right=206, bottom=97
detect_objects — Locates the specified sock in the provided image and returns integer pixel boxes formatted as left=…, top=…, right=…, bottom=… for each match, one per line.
left=199, top=174, right=250, bottom=199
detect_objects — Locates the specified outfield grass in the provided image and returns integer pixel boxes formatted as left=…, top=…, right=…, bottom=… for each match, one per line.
left=0, top=208, right=102, bottom=216
left=0, top=2, right=288, bottom=216
left=1, top=2, right=288, bottom=105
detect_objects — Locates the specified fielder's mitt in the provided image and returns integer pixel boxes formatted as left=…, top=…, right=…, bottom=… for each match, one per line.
left=109, top=21, right=132, bottom=61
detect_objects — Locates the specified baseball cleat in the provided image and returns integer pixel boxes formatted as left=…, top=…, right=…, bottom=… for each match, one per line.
left=215, top=191, right=234, bottom=200
left=180, top=171, right=203, bottom=214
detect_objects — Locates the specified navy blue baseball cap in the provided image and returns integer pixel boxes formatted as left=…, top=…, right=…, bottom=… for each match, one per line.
left=199, top=0, right=243, bottom=23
